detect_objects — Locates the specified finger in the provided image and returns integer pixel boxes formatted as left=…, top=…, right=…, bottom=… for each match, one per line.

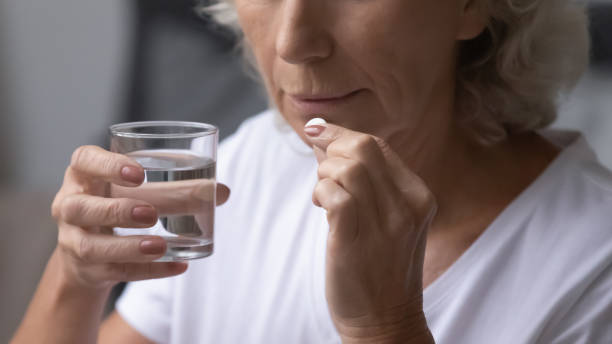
left=323, top=133, right=406, bottom=222
left=304, top=122, right=434, bottom=225
left=313, top=178, right=359, bottom=244
left=111, top=181, right=230, bottom=215
left=216, top=183, right=231, bottom=205
left=304, top=122, right=424, bottom=192
left=304, top=122, right=397, bottom=196
left=317, top=157, right=380, bottom=223
left=304, top=121, right=386, bottom=164
left=57, top=194, right=158, bottom=228
left=70, top=145, right=145, bottom=187
left=52, top=166, right=103, bottom=220
left=59, top=226, right=168, bottom=263
left=102, top=262, right=188, bottom=282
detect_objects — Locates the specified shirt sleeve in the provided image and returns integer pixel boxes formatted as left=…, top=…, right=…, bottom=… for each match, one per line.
left=540, top=262, right=612, bottom=344
left=115, top=277, right=174, bottom=343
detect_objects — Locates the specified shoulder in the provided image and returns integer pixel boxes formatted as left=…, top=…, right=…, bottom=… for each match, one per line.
left=544, top=132, right=612, bottom=230
left=531, top=131, right=612, bottom=288
left=537, top=131, right=612, bottom=223
left=534, top=146, right=612, bottom=341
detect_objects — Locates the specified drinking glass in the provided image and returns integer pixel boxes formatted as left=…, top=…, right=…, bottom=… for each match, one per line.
left=109, top=121, right=218, bottom=261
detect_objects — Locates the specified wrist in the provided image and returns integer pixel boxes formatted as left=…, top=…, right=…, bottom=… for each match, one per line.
left=339, top=314, right=433, bottom=344
left=336, top=303, right=434, bottom=344
left=11, top=248, right=113, bottom=344
left=51, top=248, right=113, bottom=300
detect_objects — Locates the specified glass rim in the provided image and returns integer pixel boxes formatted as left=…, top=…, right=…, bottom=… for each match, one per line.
left=109, top=121, right=218, bottom=139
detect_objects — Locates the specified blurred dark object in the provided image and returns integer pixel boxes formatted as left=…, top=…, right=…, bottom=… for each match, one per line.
left=589, top=4, right=612, bottom=70
left=124, top=0, right=267, bottom=140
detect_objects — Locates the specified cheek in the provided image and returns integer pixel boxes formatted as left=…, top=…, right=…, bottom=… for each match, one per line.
left=346, top=3, right=459, bottom=117
left=235, top=2, right=279, bottom=94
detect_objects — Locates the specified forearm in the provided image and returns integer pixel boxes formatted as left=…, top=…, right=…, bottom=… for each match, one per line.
left=11, top=249, right=112, bottom=344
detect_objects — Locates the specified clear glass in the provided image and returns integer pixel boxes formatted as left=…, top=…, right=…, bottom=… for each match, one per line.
left=109, top=121, right=218, bottom=261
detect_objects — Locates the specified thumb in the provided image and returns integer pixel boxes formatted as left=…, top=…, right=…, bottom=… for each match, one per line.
left=112, top=180, right=231, bottom=214
left=303, top=118, right=349, bottom=156
left=303, top=118, right=419, bottom=191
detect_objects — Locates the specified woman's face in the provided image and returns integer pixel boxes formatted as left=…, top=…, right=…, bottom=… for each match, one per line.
left=235, top=0, right=485, bottom=144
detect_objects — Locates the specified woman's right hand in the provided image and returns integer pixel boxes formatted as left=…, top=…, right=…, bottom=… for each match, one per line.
left=50, top=145, right=229, bottom=291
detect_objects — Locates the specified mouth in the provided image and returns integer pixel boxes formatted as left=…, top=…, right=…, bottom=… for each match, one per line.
left=286, top=89, right=364, bottom=114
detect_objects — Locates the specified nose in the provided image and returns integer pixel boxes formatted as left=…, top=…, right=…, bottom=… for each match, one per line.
left=275, top=0, right=334, bottom=64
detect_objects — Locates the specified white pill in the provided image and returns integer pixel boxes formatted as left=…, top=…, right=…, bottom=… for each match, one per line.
left=305, top=117, right=327, bottom=127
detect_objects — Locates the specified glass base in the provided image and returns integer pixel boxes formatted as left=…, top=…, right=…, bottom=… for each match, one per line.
left=155, top=237, right=214, bottom=261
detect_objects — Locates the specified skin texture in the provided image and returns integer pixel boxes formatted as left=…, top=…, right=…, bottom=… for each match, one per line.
left=13, top=0, right=560, bottom=343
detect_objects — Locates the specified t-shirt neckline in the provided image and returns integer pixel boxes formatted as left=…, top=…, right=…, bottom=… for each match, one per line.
left=423, top=130, right=588, bottom=312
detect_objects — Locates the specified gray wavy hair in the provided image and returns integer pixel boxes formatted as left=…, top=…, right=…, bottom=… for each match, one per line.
left=199, top=0, right=590, bottom=143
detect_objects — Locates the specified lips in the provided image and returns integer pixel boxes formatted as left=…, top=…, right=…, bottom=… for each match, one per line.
left=287, top=89, right=364, bottom=114
left=291, top=89, right=361, bottom=102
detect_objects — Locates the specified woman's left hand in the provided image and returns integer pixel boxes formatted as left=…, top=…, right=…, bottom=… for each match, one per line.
left=305, top=122, right=437, bottom=344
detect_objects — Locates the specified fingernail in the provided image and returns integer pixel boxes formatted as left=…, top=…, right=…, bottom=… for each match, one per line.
left=304, top=125, right=326, bottom=137
left=140, top=239, right=166, bottom=255
left=304, top=117, right=327, bottom=137
left=121, top=166, right=144, bottom=184
left=132, top=206, right=157, bottom=224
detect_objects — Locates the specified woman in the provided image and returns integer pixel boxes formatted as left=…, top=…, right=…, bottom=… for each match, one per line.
left=12, top=0, right=612, bottom=343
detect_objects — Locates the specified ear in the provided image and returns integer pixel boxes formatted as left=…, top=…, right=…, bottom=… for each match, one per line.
left=456, top=0, right=488, bottom=41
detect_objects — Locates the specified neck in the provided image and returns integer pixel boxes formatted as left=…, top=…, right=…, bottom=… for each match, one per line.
left=388, top=120, right=559, bottom=235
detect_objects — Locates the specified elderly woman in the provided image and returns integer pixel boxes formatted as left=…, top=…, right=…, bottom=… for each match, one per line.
left=12, top=0, right=612, bottom=343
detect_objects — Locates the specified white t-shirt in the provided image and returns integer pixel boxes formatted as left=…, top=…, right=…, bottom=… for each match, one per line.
left=116, top=110, right=612, bottom=344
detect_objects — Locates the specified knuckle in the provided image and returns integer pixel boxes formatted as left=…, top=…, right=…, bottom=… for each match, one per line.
left=317, top=159, right=337, bottom=179
left=57, top=229, right=72, bottom=253
left=60, top=195, right=85, bottom=223
left=326, top=141, right=342, bottom=157
left=51, top=196, right=63, bottom=221
left=77, top=235, right=96, bottom=263
left=101, top=154, right=120, bottom=177
left=349, top=135, right=377, bottom=153
left=70, top=145, right=91, bottom=168
left=314, top=178, right=356, bottom=215
left=313, top=180, right=327, bottom=199
left=105, top=199, right=126, bottom=223
left=330, top=190, right=355, bottom=212
left=339, top=159, right=364, bottom=181
left=316, top=162, right=327, bottom=179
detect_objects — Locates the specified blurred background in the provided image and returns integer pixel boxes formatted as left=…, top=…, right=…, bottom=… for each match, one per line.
left=0, top=0, right=610, bottom=341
